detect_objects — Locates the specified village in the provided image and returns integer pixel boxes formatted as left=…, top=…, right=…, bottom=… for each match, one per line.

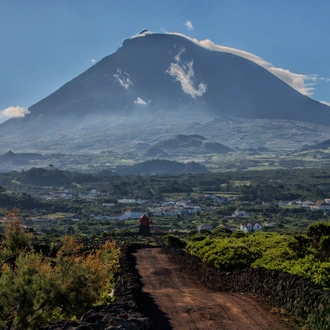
left=2, top=185, right=329, bottom=236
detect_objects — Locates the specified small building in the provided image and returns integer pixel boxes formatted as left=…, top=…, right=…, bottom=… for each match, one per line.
left=138, top=214, right=150, bottom=235
left=313, top=203, right=330, bottom=211
left=219, top=224, right=237, bottom=232
left=302, top=200, right=314, bottom=207
left=197, top=223, right=213, bottom=231
left=232, top=210, right=250, bottom=218
left=240, top=222, right=262, bottom=233
left=103, top=203, right=115, bottom=207
left=90, top=214, right=111, bottom=220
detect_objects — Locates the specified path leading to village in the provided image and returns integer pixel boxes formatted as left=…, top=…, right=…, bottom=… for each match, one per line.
left=134, top=247, right=299, bottom=330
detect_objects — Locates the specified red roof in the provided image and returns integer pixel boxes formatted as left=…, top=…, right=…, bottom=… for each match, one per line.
left=138, top=214, right=150, bottom=226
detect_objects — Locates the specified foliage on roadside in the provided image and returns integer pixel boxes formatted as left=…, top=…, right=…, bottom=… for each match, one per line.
left=184, top=223, right=330, bottom=290
left=163, top=234, right=186, bottom=249
left=0, top=210, right=121, bottom=330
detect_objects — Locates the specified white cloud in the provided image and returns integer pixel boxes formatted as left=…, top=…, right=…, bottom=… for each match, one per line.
left=168, top=32, right=320, bottom=97
left=174, top=48, right=185, bottom=62
left=185, top=20, right=194, bottom=31
left=320, top=101, right=330, bottom=106
left=113, top=68, right=133, bottom=89
left=90, top=59, right=97, bottom=64
left=167, top=49, right=207, bottom=98
left=134, top=97, right=148, bottom=105
left=327, top=78, right=330, bottom=82
left=0, top=106, right=30, bottom=118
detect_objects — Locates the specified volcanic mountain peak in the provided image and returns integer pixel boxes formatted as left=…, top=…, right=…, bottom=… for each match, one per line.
left=1, top=31, right=330, bottom=154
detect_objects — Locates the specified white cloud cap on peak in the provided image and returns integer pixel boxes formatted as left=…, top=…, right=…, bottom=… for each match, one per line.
left=168, top=32, right=321, bottom=97
left=0, top=106, right=31, bottom=118
left=320, top=101, right=330, bottom=106
left=130, top=31, right=326, bottom=98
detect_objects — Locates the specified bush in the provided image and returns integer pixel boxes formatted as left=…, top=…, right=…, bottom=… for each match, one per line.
left=186, top=238, right=259, bottom=271
left=163, top=234, right=186, bottom=249
left=0, top=216, right=120, bottom=329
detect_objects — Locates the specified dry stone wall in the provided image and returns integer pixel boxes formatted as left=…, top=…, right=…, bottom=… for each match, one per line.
left=163, top=246, right=330, bottom=330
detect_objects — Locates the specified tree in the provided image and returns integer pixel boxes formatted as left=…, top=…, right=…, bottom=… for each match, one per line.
left=307, top=222, right=330, bottom=250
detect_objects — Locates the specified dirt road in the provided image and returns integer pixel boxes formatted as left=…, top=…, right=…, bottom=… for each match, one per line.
left=134, top=247, right=299, bottom=330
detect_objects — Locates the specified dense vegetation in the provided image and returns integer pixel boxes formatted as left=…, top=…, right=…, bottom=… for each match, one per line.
left=178, top=222, right=330, bottom=290
left=0, top=210, right=121, bottom=330
left=2, top=167, right=330, bottom=201
left=115, top=159, right=209, bottom=175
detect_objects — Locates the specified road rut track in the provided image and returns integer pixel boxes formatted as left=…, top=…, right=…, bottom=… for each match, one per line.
left=134, top=247, right=301, bottom=330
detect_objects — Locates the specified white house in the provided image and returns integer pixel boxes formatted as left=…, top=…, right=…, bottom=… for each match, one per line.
left=240, top=222, right=262, bottom=233
left=113, top=208, right=145, bottom=220
left=103, top=203, right=115, bottom=207
left=90, top=214, right=111, bottom=220
left=117, top=198, right=136, bottom=204
left=162, top=208, right=181, bottom=217
left=180, top=206, right=201, bottom=215
left=313, top=203, right=330, bottom=211
left=302, top=200, right=314, bottom=207
left=205, top=195, right=227, bottom=203
left=89, top=189, right=97, bottom=197
left=233, top=210, right=250, bottom=217
left=253, top=223, right=263, bottom=231
left=117, top=198, right=148, bottom=204
left=325, top=198, right=330, bottom=204
left=197, top=223, right=213, bottom=231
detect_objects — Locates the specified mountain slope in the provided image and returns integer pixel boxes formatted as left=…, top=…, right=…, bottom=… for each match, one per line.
left=1, top=32, right=329, bottom=152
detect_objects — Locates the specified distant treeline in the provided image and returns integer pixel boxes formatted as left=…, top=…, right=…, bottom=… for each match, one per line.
left=1, top=167, right=330, bottom=203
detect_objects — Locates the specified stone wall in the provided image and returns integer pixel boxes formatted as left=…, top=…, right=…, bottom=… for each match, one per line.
left=164, top=246, right=330, bottom=330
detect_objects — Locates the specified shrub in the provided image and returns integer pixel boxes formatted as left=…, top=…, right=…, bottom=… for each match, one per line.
left=0, top=215, right=120, bottom=330
left=163, top=234, right=186, bottom=249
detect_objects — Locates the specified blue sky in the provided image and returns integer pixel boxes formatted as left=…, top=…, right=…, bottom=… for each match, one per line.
left=1, top=0, right=329, bottom=122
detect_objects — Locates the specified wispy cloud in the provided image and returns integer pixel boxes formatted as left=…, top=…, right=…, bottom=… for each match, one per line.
left=90, top=59, right=97, bottom=65
left=320, top=101, right=330, bottom=106
left=0, top=106, right=30, bottom=118
left=134, top=97, right=148, bottom=105
left=185, top=20, right=194, bottom=31
left=174, top=48, right=185, bottom=62
left=168, top=32, right=321, bottom=97
left=167, top=49, right=207, bottom=98
left=113, top=68, right=133, bottom=89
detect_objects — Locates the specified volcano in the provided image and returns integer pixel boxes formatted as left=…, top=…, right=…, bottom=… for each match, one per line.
left=1, top=31, right=329, bottom=153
